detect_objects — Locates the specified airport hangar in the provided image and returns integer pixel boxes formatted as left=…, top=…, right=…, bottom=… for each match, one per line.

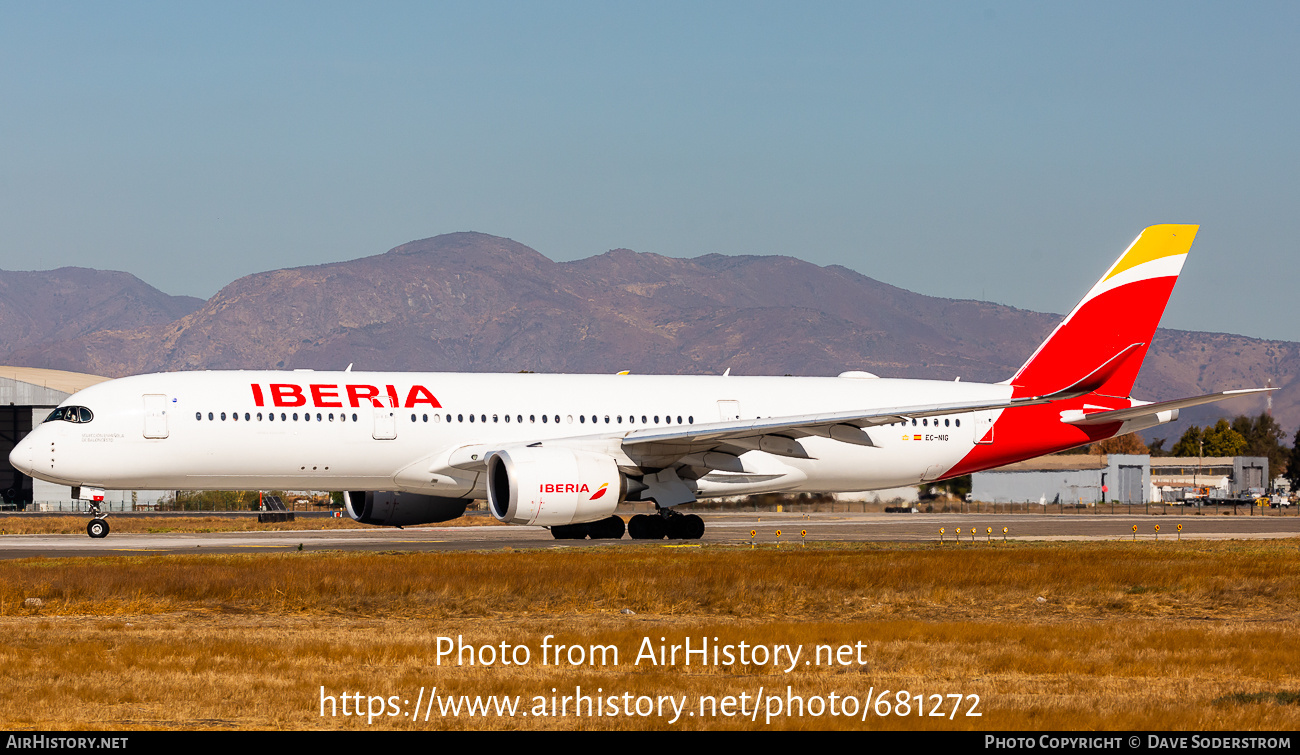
left=0, top=366, right=166, bottom=510
left=971, top=453, right=1270, bottom=505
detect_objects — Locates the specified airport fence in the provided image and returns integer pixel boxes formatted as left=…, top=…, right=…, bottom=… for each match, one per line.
left=618, top=495, right=1298, bottom=516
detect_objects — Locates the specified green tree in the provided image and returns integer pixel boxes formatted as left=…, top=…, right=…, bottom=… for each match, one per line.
left=1231, top=413, right=1288, bottom=478
left=1171, top=419, right=1246, bottom=458
left=1287, top=427, right=1300, bottom=492
left=1171, top=426, right=1202, bottom=457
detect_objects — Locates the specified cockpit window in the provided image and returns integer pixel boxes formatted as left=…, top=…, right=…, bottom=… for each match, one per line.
left=46, top=406, right=94, bottom=424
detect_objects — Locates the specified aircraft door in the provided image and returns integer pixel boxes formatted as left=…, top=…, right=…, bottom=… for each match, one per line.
left=143, top=394, right=169, bottom=439
left=373, top=397, right=397, bottom=440
left=973, top=410, right=995, bottom=445
left=718, top=400, right=740, bottom=421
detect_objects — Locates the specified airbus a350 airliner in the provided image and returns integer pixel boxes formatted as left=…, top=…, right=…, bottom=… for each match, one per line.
left=8, top=225, right=1269, bottom=539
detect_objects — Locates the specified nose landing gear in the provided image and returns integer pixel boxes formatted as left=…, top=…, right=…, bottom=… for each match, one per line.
left=85, top=502, right=110, bottom=539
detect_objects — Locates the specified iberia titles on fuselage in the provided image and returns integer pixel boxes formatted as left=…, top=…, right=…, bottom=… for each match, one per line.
left=250, top=382, right=440, bottom=409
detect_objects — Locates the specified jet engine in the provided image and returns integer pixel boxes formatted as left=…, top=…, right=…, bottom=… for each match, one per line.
left=344, top=491, right=468, bottom=527
left=487, top=447, right=625, bottom=526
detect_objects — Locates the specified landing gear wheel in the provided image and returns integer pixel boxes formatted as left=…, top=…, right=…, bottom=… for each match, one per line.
left=590, top=515, right=626, bottom=540
left=87, top=519, right=110, bottom=539
left=681, top=514, right=705, bottom=540
left=628, top=514, right=667, bottom=540
left=550, top=523, right=588, bottom=540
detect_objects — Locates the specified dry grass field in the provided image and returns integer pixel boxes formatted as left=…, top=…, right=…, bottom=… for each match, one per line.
left=0, top=539, right=1296, bottom=730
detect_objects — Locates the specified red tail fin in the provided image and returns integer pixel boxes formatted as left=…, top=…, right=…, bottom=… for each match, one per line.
left=1008, top=224, right=1197, bottom=399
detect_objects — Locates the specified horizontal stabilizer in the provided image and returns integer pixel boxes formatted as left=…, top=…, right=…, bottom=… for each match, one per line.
left=1062, top=388, right=1274, bottom=426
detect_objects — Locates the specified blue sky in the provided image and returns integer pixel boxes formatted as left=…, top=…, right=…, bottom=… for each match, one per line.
left=2, top=1, right=1297, bottom=340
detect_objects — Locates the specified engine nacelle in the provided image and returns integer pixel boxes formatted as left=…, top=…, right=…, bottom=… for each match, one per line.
left=487, top=447, right=625, bottom=526
left=344, top=491, right=468, bottom=527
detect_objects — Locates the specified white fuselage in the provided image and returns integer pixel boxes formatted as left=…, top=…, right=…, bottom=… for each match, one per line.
left=12, top=370, right=1010, bottom=498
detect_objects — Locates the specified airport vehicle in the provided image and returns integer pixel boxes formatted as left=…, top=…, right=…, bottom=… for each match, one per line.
left=8, top=225, right=1270, bottom=539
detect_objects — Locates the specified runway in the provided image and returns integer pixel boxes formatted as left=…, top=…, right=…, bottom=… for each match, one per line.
left=2, top=511, right=1297, bottom=558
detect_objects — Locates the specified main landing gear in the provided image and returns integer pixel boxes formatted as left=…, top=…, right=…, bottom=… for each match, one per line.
left=628, top=508, right=704, bottom=540
left=85, top=502, right=110, bottom=539
left=548, top=509, right=706, bottom=540
left=550, top=515, right=627, bottom=540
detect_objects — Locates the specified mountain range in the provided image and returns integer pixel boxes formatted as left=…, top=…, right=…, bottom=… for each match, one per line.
left=2, top=232, right=1293, bottom=444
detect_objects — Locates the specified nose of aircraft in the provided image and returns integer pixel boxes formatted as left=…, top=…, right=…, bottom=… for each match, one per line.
left=9, top=434, right=37, bottom=478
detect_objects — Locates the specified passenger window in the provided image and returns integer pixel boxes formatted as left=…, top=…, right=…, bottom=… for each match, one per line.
left=195, top=412, right=201, bottom=421
left=542, top=415, right=548, bottom=423
left=221, top=412, right=226, bottom=421
left=209, top=412, right=214, bottom=421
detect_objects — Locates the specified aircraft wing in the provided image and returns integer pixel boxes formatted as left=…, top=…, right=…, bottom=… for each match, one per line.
left=444, top=391, right=1064, bottom=474
left=616, top=343, right=1168, bottom=457
left=444, top=385, right=1273, bottom=486
left=620, top=392, right=1064, bottom=460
